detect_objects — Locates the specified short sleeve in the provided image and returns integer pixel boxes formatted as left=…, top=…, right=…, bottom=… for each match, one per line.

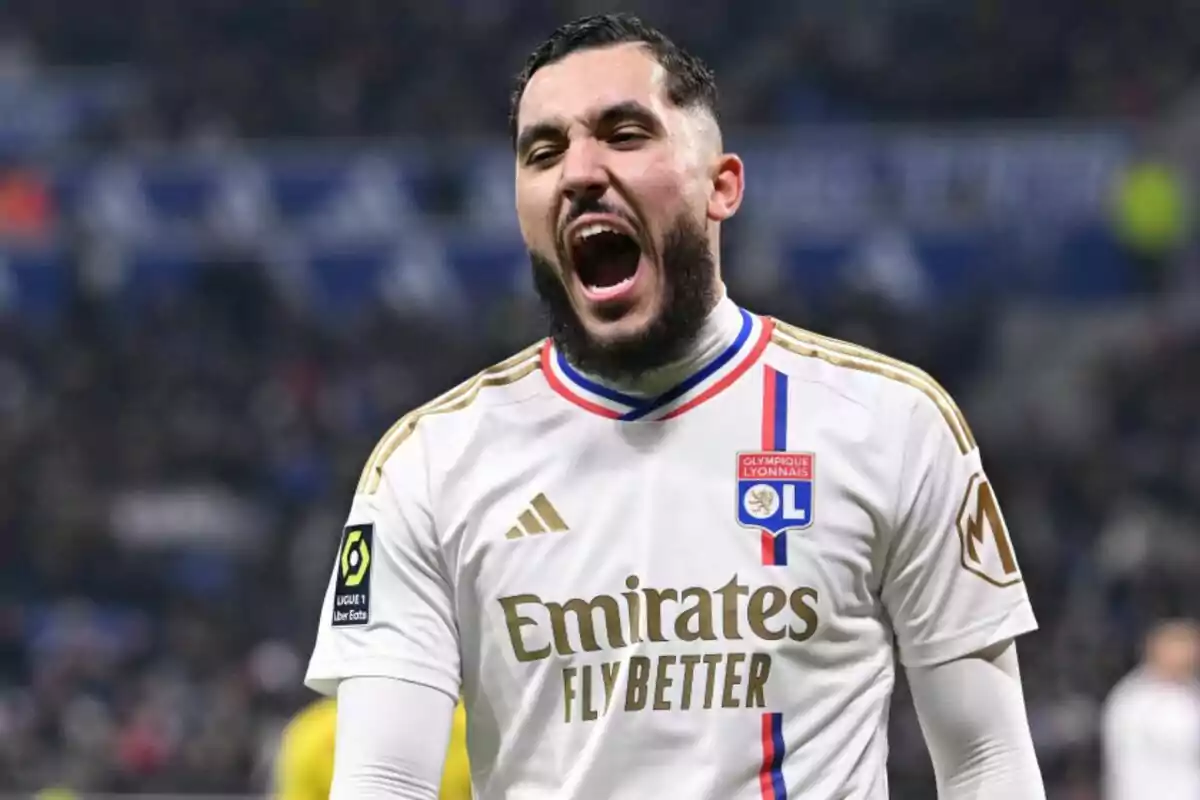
left=305, top=432, right=460, bottom=700
left=881, top=391, right=1037, bottom=668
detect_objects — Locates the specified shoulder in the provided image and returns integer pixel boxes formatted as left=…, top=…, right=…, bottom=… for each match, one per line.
left=766, top=316, right=976, bottom=455
left=1104, top=671, right=1151, bottom=710
left=1102, top=674, right=1159, bottom=739
left=355, top=342, right=544, bottom=494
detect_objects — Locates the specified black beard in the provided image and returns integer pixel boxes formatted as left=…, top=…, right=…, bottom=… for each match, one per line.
left=530, top=214, right=719, bottom=385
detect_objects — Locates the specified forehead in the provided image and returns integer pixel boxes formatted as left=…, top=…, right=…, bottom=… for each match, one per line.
left=518, top=43, right=669, bottom=127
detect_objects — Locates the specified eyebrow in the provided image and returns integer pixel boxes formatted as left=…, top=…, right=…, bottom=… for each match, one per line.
left=515, top=100, right=663, bottom=160
left=593, top=100, right=660, bottom=133
left=515, top=121, right=564, bottom=161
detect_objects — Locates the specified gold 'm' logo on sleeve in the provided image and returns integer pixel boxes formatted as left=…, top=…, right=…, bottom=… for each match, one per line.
left=957, top=473, right=1021, bottom=587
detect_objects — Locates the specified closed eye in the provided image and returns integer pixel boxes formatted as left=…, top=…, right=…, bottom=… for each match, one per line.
left=526, top=146, right=563, bottom=167
left=608, top=127, right=649, bottom=146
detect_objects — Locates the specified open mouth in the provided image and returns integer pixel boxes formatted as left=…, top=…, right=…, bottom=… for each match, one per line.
left=568, top=223, right=643, bottom=300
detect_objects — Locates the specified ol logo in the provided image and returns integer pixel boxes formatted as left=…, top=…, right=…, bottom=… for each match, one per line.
left=331, top=524, right=373, bottom=627
left=736, top=452, right=815, bottom=534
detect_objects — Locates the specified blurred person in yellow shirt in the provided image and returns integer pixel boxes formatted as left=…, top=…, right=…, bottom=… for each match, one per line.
left=275, top=696, right=471, bottom=799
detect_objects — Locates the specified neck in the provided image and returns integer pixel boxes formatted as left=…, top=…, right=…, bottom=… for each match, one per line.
left=576, top=289, right=741, bottom=397
left=1147, top=664, right=1191, bottom=685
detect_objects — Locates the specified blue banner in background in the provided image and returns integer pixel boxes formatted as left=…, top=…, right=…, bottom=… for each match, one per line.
left=0, top=127, right=1139, bottom=325
left=738, top=128, right=1130, bottom=232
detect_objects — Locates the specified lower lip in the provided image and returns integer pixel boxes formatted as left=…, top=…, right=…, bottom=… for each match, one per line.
left=578, top=257, right=645, bottom=304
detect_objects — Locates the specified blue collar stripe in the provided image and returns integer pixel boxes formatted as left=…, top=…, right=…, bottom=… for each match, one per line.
left=619, top=308, right=753, bottom=421
left=555, top=348, right=646, bottom=409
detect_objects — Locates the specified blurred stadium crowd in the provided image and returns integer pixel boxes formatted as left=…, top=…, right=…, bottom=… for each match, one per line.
left=3, top=0, right=1200, bottom=143
left=0, top=1, right=1199, bottom=798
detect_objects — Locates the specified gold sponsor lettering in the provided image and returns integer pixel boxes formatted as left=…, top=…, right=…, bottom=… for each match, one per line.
left=546, top=595, right=624, bottom=655
left=789, top=587, right=820, bottom=642
left=653, top=654, right=676, bottom=710
left=676, top=588, right=716, bottom=641
left=625, top=655, right=651, bottom=711
left=678, top=654, right=701, bottom=710
left=722, top=652, right=746, bottom=708
left=715, top=575, right=750, bottom=639
left=499, top=576, right=821, bottom=662
left=621, top=575, right=644, bottom=645
left=581, top=663, right=598, bottom=722
left=498, top=594, right=550, bottom=662
left=559, top=652, right=781, bottom=722
left=746, top=652, right=771, bottom=708
left=644, top=586, right=677, bottom=642
left=748, top=586, right=788, bottom=640
left=499, top=574, right=825, bottom=723
left=561, top=666, right=576, bottom=723
left=700, top=654, right=722, bottom=709
left=601, top=661, right=621, bottom=711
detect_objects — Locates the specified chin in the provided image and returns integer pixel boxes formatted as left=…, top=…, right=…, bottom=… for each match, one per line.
left=530, top=217, right=716, bottom=382
left=573, top=295, right=662, bottom=344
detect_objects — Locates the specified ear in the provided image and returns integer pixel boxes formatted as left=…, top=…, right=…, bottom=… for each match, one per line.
left=707, top=153, right=744, bottom=222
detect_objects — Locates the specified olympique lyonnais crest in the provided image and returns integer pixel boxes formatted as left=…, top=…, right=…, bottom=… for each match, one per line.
left=736, top=452, right=815, bottom=534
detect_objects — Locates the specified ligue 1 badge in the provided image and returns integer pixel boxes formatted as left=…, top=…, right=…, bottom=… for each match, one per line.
left=736, top=452, right=815, bottom=534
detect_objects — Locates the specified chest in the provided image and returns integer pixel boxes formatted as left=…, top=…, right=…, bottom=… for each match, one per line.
left=1131, top=685, right=1200, bottom=757
left=444, top=389, right=895, bottom=632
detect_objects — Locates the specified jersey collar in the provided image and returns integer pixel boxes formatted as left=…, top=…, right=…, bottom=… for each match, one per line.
left=542, top=300, right=773, bottom=421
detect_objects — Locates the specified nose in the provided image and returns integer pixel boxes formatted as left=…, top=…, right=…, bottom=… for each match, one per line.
left=558, top=138, right=609, bottom=204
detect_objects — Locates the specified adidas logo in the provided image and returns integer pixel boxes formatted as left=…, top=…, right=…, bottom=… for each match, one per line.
left=505, top=493, right=569, bottom=539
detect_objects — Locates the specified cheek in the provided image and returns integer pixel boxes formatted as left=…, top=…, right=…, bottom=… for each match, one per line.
left=515, top=191, right=553, bottom=250
left=628, top=153, right=705, bottom=219
left=681, top=162, right=716, bottom=213
left=627, top=166, right=689, bottom=225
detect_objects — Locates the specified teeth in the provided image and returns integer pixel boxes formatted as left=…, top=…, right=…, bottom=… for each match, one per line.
left=574, top=222, right=621, bottom=242
left=585, top=275, right=636, bottom=294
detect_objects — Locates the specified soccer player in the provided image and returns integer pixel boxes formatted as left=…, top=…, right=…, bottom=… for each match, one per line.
left=305, top=13, right=1046, bottom=799
left=1102, top=619, right=1200, bottom=799
left=273, top=696, right=472, bottom=799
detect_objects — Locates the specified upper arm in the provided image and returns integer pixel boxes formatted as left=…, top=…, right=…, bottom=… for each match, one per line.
left=331, top=676, right=456, bottom=800
left=305, top=429, right=461, bottom=700
left=881, top=390, right=1037, bottom=668
left=906, top=641, right=1045, bottom=798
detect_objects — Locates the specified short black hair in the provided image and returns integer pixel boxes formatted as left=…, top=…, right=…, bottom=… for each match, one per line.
left=508, top=13, right=719, bottom=149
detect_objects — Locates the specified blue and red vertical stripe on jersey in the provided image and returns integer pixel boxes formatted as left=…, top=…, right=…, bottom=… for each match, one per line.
left=756, top=370, right=797, bottom=797
left=760, top=366, right=789, bottom=566
left=760, top=712, right=788, bottom=799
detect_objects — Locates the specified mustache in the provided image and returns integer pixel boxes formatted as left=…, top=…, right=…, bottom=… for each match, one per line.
left=555, top=196, right=641, bottom=247
left=529, top=211, right=719, bottom=384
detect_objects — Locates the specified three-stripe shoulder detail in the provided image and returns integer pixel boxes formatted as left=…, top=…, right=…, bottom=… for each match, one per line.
left=770, top=320, right=976, bottom=454
left=356, top=343, right=542, bottom=494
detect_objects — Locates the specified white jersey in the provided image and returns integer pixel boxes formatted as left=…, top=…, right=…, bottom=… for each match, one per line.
left=1102, top=669, right=1200, bottom=800
left=305, top=298, right=1037, bottom=800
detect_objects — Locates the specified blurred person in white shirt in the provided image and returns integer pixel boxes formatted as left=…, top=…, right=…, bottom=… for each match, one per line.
left=1102, top=619, right=1200, bottom=800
